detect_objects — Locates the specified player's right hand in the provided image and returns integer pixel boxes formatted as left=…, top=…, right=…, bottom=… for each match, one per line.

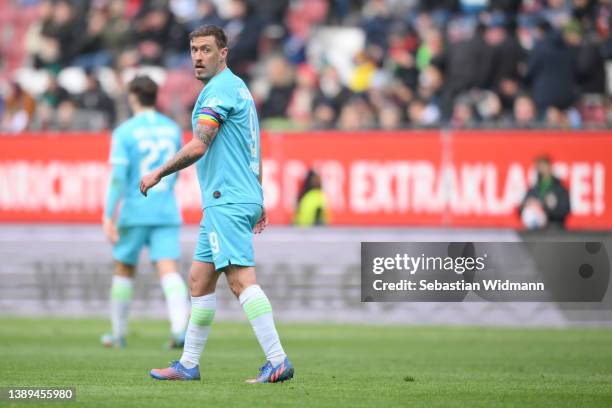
left=102, top=216, right=119, bottom=244
left=253, top=207, right=268, bottom=234
left=140, top=170, right=161, bottom=197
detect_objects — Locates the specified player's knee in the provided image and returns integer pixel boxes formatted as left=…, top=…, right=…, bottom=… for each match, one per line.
left=114, top=261, right=135, bottom=277
left=188, top=272, right=215, bottom=297
left=226, top=271, right=256, bottom=298
left=228, top=280, right=243, bottom=298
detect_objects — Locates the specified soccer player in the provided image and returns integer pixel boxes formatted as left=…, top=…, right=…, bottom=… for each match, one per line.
left=101, top=76, right=190, bottom=349
left=142, top=25, right=294, bottom=383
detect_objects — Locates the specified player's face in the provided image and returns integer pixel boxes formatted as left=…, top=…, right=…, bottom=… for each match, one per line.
left=190, top=36, right=228, bottom=82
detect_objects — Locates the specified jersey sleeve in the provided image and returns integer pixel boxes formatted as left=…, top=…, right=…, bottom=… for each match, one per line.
left=200, top=83, right=234, bottom=123
left=108, top=129, right=129, bottom=166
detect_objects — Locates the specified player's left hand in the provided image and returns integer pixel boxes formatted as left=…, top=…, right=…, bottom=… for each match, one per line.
left=140, top=170, right=161, bottom=197
left=102, top=216, right=119, bottom=244
left=253, top=207, right=268, bottom=234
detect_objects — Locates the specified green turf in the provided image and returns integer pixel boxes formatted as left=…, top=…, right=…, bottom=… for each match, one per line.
left=0, top=318, right=611, bottom=407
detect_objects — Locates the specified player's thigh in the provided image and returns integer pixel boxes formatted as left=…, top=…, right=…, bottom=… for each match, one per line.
left=203, top=204, right=262, bottom=271
left=149, top=225, right=181, bottom=276
left=113, top=226, right=148, bottom=266
left=189, top=260, right=221, bottom=296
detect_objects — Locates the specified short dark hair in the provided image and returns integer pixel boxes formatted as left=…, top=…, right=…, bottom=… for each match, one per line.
left=535, top=155, right=551, bottom=165
left=189, top=25, right=227, bottom=49
left=128, top=76, right=158, bottom=107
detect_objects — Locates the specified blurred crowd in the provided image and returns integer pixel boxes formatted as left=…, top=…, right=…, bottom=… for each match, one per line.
left=0, top=0, right=611, bottom=133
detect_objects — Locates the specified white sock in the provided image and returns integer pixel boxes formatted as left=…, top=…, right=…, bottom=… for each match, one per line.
left=160, top=272, right=190, bottom=336
left=239, top=284, right=286, bottom=367
left=110, top=275, right=133, bottom=339
left=180, top=293, right=216, bottom=369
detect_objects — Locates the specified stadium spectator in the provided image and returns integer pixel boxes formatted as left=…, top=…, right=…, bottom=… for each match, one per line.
left=100, top=0, right=132, bottom=63
left=526, top=22, right=577, bottom=115
left=41, top=71, right=70, bottom=109
left=520, top=155, right=571, bottom=230
left=417, top=65, right=444, bottom=105
left=415, top=27, right=445, bottom=73
left=338, top=100, right=366, bottom=130
left=24, top=0, right=57, bottom=70
left=44, top=99, right=82, bottom=131
left=77, top=70, right=116, bottom=129
left=294, top=169, right=329, bottom=226
left=439, top=23, right=493, bottom=119
left=450, top=94, right=477, bottom=128
left=255, top=0, right=290, bottom=27
left=360, top=0, right=394, bottom=50
left=408, top=98, right=441, bottom=127
left=1, top=83, right=36, bottom=133
left=224, top=0, right=264, bottom=82
left=387, top=24, right=420, bottom=91
left=378, top=101, right=403, bottom=129
left=542, top=0, right=573, bottom=29
left=41, top=0, right=81, bottom=68
left=287, top=64, right=319, bottom=127
left=349, top=49, right=381, bottom=93
left=259, top=55, right=295, bottom=120
left=311, top=101, right=336, bottom=129
left=30, top=71, right=71, bottom=131
left=132, top=3, right=188, bottom=66
left=72, top=6, right=113, bottom=69
left=316, top=65, right=352, bottom=117
left=184, top=0, right=224, bottom=31
left=483, top=14, right=526, bottom=111
left=474, top=90, right=503, bottom=123
left=564, top=20, right=607, bottom=95
left=488, top=0, right=522, bottom=15
left=513, top=94, right=538, bottom=128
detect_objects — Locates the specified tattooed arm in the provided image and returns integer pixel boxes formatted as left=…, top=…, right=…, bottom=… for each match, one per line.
left=140, top=123, right=219, bottom=196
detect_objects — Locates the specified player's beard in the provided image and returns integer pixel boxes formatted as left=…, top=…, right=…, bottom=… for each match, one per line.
left=195, top=66, right=215, bottom=83
left=194, top=68, right=207, bottom=82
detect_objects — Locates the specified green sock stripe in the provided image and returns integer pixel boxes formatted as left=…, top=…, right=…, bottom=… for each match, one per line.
left=191, top=308, right=215, bottom=317
left=243, top=297, right=272, bottom=320
left=248, top=307, right=273, bottom=320
left=245, top=303, right=272, bottom=316
left=190, top=308, right=215, bottom=326
left=111, top=285, right=133, bottom=301
left=163, top=282, right=187, bottom=298
left=244, top=297, right=270, bottom=310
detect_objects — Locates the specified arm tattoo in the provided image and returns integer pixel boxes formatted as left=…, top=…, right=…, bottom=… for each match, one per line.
left=195, top=123, right=219, bottom=146
left=156, top=125, right=217, bottom=179
left=159, top=154, right=196, bottom=178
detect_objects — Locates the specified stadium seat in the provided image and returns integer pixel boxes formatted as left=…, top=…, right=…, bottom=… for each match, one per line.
left=13, top=67, right=49, bottom=96
left=121, top=66, right=167, bottom=88
left=97, top=67, right=121, bottom=97
left=58, top=67, right=88, bottom=95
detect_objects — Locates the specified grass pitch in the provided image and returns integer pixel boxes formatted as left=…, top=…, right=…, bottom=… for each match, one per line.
left=0, top=318, right=611, bottom=407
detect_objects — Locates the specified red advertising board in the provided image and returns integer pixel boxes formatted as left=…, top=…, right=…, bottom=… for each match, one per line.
left=0, top=130, right=610, bottom=229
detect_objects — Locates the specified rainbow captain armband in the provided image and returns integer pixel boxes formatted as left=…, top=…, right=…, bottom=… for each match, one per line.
left=197, top=107, right=223, bottom=128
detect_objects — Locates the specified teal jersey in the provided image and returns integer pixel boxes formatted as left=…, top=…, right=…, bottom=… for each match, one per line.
left=192, top=68, right=263, bottom=209
left=109, top=110, right=183, bottom=226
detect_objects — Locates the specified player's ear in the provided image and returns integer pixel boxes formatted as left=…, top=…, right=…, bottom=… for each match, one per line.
left=220, top=47, right=228, bottom=60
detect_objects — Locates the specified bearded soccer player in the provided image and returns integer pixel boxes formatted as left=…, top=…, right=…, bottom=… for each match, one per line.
left=142, top=25, right=293, bottom=383
left=102, top=76, right=190, bottom=349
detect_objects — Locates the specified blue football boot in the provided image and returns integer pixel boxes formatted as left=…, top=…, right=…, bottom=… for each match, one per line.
left=246, top=357, right=294, bottom=383
left=150, top=361, right=201, bottom=381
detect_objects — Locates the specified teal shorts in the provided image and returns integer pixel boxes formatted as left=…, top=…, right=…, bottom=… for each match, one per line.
left=194, top=203, right=262, bottom=271
left=113, top=225, right=180, bottom=265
